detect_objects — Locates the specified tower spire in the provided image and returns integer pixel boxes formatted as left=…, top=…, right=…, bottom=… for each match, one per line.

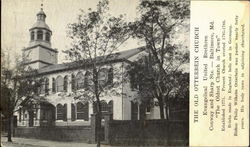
left=36, top=0, right=46, bottom=22
left=41, top=0, right=44, bottom=10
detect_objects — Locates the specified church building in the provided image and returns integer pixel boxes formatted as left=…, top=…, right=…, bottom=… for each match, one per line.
left=16, top=8, right=161, bottom=128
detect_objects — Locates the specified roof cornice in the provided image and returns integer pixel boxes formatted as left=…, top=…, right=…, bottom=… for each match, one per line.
left=23, top=44, right=58, bottom=53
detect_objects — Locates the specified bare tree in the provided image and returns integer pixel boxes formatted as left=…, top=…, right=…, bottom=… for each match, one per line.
left=64, top=0, right=129, bottom=146
left=1, top=50, right=41, bottom=142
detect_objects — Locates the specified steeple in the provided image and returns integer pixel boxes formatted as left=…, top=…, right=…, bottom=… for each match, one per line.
left=22, top=3, right=58, bottom=69
left=29, top=4, right=52, bottom=48
left=37, top=3, right=46, bottom=22
left=37, top=9, right=46, bottom=22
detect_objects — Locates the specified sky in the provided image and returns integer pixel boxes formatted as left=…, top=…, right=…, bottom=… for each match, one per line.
left=2, top=0, right=141, bottom=64
left=2, top=0, right=189, bottom=65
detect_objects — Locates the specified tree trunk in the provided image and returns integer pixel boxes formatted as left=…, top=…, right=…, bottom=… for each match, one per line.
left=165, top=97, right=170, bottom=145
left=158, top=97, right=165, bottom=119
left=7, top=115, right=12, bottom=142
left=96, top=110, right=101, bottom=147
left=165, top=100, right=170, bottom=121
left=95, top=95, right=102, bottom=147
left=139, top=103, right=146, bottom=120
left=92, top=67, right=102, bottom=147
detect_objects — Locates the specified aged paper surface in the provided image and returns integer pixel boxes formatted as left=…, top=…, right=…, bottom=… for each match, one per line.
left=1, top=0, right=249, bottom=146
left=190, top=1, right=249, bottom=146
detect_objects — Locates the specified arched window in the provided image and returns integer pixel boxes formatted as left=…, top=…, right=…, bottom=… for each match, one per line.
left=76, top=72, right=84, bottom=90
left=52, top=78, right=56, bottom=92
left=31, top=31, right=35, bottom=40
left=56, top=104, right=63, bottom=120
left=93, top=100, right=111, bottom=119
left=101, top=100, right=109, bottom=112
left=84, top=71, right=91, bottom=88
left=98, top=68, right=109, bottom=86
left=45, top=78, right=49, bottom=94
left=71, top=74, right=75, bottom=91
left=71, top=104, right=76, bottom=121
left=76, top=102, right=89, bottom=121
left=56, top=76, right=63, bottom=92
left=63, top=76, right=68, bottom=92
left=37, top=30, right=43, bottom=40
left=56, top=104, right=67, bottom=121
left=45, top=32, right=50, bottom=42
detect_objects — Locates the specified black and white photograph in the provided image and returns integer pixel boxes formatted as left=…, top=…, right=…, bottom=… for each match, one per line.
left=1, top=0, right=190, bottom=146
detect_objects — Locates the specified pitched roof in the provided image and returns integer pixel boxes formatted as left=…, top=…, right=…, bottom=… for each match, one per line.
left=37, top=46, right=145, bottom=75
left=20, top=95, right=52, bottom=106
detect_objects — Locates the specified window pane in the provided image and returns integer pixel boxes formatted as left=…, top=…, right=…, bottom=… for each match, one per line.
left=101, top=101, right=108, bottom=112
left=45, top=32, right=50, bottom=41
left=56, top=104, right=63, bottom=120
left=37, top=30, right=43, bottom=40
left=84, top=71, right=91, bottom=88
left=56, top=76, right=63, bottom=92
left=76, top=72, right=84, bottom=90
left=98, top=69, right=108, bottom=86
left=76, top=102, right=89, bottom=121
left=40, top=79, right=45, bottom=94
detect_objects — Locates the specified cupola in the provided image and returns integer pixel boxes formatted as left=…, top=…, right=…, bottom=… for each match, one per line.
left=29, top=8, right=52, bottom=48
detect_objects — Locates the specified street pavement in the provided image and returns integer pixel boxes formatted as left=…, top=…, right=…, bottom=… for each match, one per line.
left=1, top=137, right=172, bottom=147
left=1, top=137, right=97, bottom=147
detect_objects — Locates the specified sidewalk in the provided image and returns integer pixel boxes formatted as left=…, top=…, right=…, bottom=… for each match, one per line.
left=1, top=137, right=97, bottom=147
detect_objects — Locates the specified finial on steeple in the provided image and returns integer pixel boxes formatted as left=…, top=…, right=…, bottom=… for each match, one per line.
left=36, top=0, right=46, bottom=22
left=41, top=0, right=44, bottom=10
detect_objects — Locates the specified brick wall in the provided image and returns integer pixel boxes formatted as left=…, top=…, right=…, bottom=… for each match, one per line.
left=105, top=119, right=189, bottom=146
left=14, top=126, right=92, bottom=142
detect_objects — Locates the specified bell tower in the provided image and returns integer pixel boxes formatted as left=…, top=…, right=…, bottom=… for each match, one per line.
left=23, top=5, right=58, bottom=69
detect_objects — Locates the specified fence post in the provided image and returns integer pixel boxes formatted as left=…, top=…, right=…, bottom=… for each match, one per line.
left=90, top=114, right=96, bottom=143
left=104, top=114, right=111, bottom=144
